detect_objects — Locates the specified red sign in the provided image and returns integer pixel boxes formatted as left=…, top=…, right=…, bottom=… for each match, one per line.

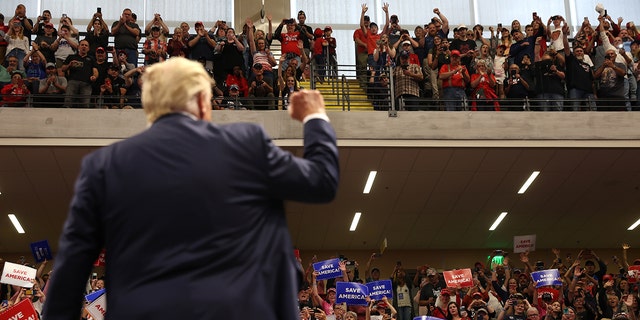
left=0, top=299, right=38, bottom=320
left=536, top=287, right=561, bottom=306
left=628, top=265, right=640, bottom=283
left=93, top=249, right=106, bottom=267
left=443, top=268, right=474, bottom=288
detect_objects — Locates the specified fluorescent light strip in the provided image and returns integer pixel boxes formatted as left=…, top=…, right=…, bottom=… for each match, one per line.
left=518, top=171, right=540, bottom=194
left=349, top=212, right=362, bottom=231
left=489, top=212, right=508, bottom=231
left=628, top=218, right=640, bottom=230
left=363, top=171, right=377, bottom=194
left=8, top=214, right=25, bottom=234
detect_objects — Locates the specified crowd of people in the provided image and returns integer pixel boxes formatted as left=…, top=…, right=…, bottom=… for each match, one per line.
left=0, top=4, right=338, bottom=109
left=297, top=246, right=640, bottom=320
left=1, top=246, right=638, bottom=320
left=0, top=3, right=639, bottom=110
left=356, top=5, right=640, bottom=111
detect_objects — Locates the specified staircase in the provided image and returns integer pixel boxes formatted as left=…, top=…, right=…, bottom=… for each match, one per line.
left=298, top=79, right=374, bottom=111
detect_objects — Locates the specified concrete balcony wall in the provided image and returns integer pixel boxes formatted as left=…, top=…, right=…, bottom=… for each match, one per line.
left=1, top=108, right=640, bottom=145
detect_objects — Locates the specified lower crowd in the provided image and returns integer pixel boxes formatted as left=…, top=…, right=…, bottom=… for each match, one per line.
left=0, top=4, right=639, bottom=110
left=295, top=247, right=640, bottom=320
left=2, top=246, right=639, bottom=320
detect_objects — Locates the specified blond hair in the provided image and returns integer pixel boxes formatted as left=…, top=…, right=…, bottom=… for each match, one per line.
left=141, top=57, right=214, bottom=123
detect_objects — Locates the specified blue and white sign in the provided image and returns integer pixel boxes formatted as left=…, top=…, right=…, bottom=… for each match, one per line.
left=85, top=288, right=106, bottom=303
left=531, top=269, right=562, bottom=288
left=367, top=279, right=393, bottom=300
left=30, top=240, right=53, bottom=263
left=313, top=258, right=343, bottom=281
left=336, top=282, right=368, bottom=306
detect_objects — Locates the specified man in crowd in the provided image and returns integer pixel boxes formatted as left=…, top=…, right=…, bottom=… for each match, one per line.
left=393, top=50, right=423, bottom=110
left=38, top=62, right=66, bottom=107
left=354, top=14, right=371, bottom=86
left=61, top=39, right=97, bottom=108
left=450, top=24, right=477, bottom=71
left=111, top=8, right=141, bottom=66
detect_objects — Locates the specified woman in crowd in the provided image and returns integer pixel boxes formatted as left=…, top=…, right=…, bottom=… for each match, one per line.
left=4, top=20, right=29, bottom=70
left=470, top=59, right=499, bottom=111
left=472, top=44, right=494, bottom=71
left=372, top=33, right=395, bottom=76
left=1, top=71, right=30, bottom=106
left=426, top=35, right=449, bottom=100
left=511, top=20, right=522, bottom=33
left=246, top=19, right=276, bottom=82
left=167, top=27, right=189, bottom=58
left=447, top=302, right=471, bottom=320
left=494, top=27, right=513, bottom=57
left=85, top=12, right=109, bottom=56
left=277, top=56, right=300, bottom=109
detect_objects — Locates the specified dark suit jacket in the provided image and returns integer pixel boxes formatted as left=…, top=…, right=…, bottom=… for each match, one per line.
left=42, top=113, right=339, bottom=320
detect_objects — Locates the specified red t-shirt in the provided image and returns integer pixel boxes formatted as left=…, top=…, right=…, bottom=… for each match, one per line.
left=353, top=29, right=368, bottom=54
left=364, top=32, right=381, bottom=55
left=280, top=31, right=301, bottom=56
left=440, top=64, right=468, bottom=89
left=224, top=75, right=249, bottom=97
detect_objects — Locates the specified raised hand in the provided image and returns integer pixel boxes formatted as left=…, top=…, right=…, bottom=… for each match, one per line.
left=288, top=90, right=327, bottom=122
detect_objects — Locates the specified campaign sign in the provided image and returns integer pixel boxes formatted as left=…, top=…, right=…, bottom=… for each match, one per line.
left=336, top=282, right=368, bottom=306
left=0, top=298, right=38, bottom=320
left=443, top=268, right=474, bottom=288
left=531, top=269, right=561, bottom=288
left=93, top=249, right=106, bottom=267
left=367, top=279, right=393, bottom=300
left=86, top=288, right=106, bottom=303
left=313, top=258, right=342, bottom=281
left=86, top=292, right=107, bottom=320
left=513, top=235, right=536, bottom=253
left=0, top=262, right=36, bottom=288
left=628, top=265, right=640, bottom=283
left=30, top=240, right=53, bottom=263
left=536, top=287, right=560, bottom=305
left=414, top=317, right=445, bottom=320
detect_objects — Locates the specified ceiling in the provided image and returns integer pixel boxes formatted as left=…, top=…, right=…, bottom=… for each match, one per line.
left=1, top=145, right=640, bottom=255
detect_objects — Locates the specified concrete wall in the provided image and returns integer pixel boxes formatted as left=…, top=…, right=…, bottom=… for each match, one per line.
left=2, top=109, right=640, bottom=144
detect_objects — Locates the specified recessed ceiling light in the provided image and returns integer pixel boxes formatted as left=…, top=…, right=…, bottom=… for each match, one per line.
left=8, top=214, right=25, bottom=234
left=363, top=171, right=377, bottom=194
left=518, top=171, right=540, bottom=194
left=349, top=212, right=362, bottom=231
left=628, top=218, right=640, bottom=230
left=489, top=212, right=508, bottom=231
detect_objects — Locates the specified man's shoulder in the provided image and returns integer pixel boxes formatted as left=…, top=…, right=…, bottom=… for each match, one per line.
left=219, top=121, right=265, bottom=135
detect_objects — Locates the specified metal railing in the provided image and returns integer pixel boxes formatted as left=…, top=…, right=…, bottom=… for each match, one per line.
left=1, top=92, right=636, bottom=112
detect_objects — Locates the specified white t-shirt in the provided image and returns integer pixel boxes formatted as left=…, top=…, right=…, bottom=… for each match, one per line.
left=548, top=25, right=564, bottom=51
left=397, top=283, right=412, bottom=307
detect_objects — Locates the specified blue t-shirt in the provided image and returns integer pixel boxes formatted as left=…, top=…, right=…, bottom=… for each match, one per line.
left=25, top=61, right=47, bottom=80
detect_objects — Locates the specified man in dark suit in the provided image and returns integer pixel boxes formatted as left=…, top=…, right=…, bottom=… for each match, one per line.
left=42, top=57, right=339, bottom=320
